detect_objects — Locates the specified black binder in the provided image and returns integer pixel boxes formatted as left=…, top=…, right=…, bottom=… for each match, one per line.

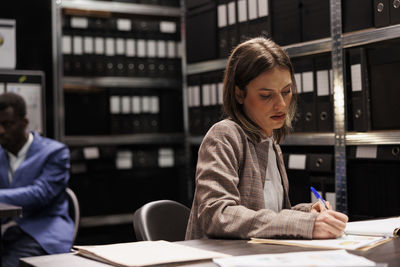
left=187, top=75, right=203, bottom=135
left=270, top=0, right=301, bottom=46
left=186, top=2, right=218, bottom=62
left=342, top=0, right=374, bottom=33
left=390, top=0, right=400, bottom=24
left=314, top=55, right=333, bottom=132
left=367, top=41, right=400, bottom=130
left=217, top=0, right=230, bottom=58
left=374, top=0, right=390, bottom=27
left=301, top=0, right=330, bottom=42
left=292, top=57, right=317, bottom=132
left=346, top=47, right=371, bottom=132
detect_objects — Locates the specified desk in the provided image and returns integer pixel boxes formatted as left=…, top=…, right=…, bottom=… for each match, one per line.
left=0, top=202, right=22, bottom=267
left=20, top=238, right=400, bottom=267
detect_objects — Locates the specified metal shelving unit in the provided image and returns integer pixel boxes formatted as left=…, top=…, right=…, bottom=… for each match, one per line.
left=61, top=0, right=180, bottom=17
left=64, top=133, right=185, bottom=146
left=63, top=76, right=182, bottom=89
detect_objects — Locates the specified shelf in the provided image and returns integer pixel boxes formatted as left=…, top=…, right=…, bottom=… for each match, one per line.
left=63, top=76, right=181, bottom=88
left=343, top=25, right=400, bottom=49
left=61, top=0, right=180, bottom=17
left=188, top=133, right=335, bottom=146
left=80, top=213, right=132, bottom=228
left=63, top=133, right=185, bottom=146
left=284, top=37, right=332, bottom=58
left=186, top=25, right=400, bottom=75
left=282, top=132, right=334, bottom=146
left=346, top=131, right=400, bottom=145
left=187, top=58, right=227, bottom=75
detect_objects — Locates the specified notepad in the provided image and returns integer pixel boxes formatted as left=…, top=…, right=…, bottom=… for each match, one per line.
left=74, top=240, right=230, bottom=267
left=249, top=217, right=399, bottom=251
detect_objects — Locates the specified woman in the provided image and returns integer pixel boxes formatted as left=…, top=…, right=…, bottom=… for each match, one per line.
left=185, top=37, right=348, bottom=240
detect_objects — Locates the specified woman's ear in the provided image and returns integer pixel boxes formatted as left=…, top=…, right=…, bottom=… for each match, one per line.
left=235, top=86, right=244, bottom=104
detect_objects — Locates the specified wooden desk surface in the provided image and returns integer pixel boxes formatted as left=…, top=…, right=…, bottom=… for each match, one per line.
left=0, top=202, right=22, bottom=218
left=19, top=238, right=400, bottom=267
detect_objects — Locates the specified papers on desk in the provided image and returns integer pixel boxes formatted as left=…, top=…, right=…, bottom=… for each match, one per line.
left=250, top=234, right=389, bottom=251
left=345, top=217, right=400, bottom=238
left=73, top=240, right=230, bottom=267
left=213, top=250, right=381, bottom=267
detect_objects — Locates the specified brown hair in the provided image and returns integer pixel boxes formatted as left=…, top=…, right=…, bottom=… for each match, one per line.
left=222, top=37, right=298, bottom=143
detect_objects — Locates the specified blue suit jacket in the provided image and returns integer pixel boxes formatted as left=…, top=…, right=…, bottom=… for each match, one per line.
left=0, top=132, right=74, bottom=254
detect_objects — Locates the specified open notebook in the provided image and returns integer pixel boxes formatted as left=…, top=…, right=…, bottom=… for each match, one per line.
left=74, top=240, right=230, bottom=267
left=250, top=217, right=399, bottom=251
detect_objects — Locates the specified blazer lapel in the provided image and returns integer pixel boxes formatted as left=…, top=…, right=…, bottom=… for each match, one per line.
left=273, top=142, right=291, bottom=208
left=0, top=149, right=10, bottom=187
left=254, top=140, right=269, bottom=187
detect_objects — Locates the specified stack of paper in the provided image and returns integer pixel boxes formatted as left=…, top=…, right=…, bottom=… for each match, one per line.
left=74, top=240, right=230, bottom=267
left=213, top=250, right=381, bottom=267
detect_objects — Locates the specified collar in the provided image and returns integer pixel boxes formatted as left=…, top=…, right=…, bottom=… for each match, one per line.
left=7, top=132, right=34, bottom=160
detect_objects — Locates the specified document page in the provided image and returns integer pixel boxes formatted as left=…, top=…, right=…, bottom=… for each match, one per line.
left=345, top=217, right=400, bottom=237
left=250, top=234, right=388, bottom=250
left=74, top=240, right=230, bottom=267
left=213, top=250, right=379, bottom=267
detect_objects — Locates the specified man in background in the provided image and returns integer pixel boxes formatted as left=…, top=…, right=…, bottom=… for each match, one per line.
left=0, top=92, right=73, bottom=267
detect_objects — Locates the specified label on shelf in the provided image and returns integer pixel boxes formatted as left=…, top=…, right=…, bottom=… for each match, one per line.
left=218, top=4, right=227, bottom=28
left=351, top=64, right=362, bottom=92
left=71, top=17, right=88, bottom=29
left=302, top=71, right=314, bottom=93
left=248, top=0, right=258, bottom=20
left=117, top=18, right=132, bottom=31
left=257, top=0, right=269, bottom=18
left=83, top=147, right=100, bottom=160
left=126, top=39, right=136, bottom=57
left=84, top=36, right=94, bottom=54
left=160, top=21, right=176, bottom=33
left=62, top=36, right=72, bottom=54
left=116, top=150, right=133, bottom=169
left=356, top=146, right=378, bottom=159
left=73, top=36, right=83, bottom=55
left=158, top=148, right=174, bottom=167
left=317, top=70, right=329, bottom=96
left=288, top=154, right=307, bottom=170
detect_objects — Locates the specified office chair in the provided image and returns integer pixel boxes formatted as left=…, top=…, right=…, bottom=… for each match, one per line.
left=133, top=200, right=190, bottom=241
left=66, top=187, right=80, bottom=242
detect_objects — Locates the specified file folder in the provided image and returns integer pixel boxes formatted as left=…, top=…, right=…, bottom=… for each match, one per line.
left=270, top=0, right=301, bottom=45
left=390, top=0, right=400, bottom=24
left=342, top=0, right=374, bottom=33
left=367, top=41, right=400, bottom=130
left=301, top=0, right=330, bottom=42
left=374, top=0, right=390, bottom=27
left=186, top=2, right=218, bottom=62
left=346, top=47, right=371, bottom=132
left=217, top=0, right=230, bottom=58
left=292, top=57, right=317, bottom=132
left=314, top=55, right=333, bottom=132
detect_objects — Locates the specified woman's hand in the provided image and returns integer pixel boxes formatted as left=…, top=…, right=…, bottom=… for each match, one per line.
left=311, top=201, right=333, bottom=213
left=312, top=210, right=349, bottom=239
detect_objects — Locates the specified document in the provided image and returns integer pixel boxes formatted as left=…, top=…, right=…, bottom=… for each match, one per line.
left=345, top=217, right=400, bottom=238
left=74, top=240, right=230, bottom=267
left=213, top=250, right=381, bottom=267
left=250, top=217, right=399, bottom=251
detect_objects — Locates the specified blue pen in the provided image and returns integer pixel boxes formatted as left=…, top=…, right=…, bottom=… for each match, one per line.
left=310, top=186, right=328, bottom=209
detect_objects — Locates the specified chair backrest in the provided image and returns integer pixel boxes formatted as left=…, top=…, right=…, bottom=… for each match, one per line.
left=133, top=200, right=190, bottom=242
left=66, top=187, right=80, bottom=242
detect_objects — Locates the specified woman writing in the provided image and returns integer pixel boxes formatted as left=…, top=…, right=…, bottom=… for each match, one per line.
left=185, top=37, right=348, bottom=240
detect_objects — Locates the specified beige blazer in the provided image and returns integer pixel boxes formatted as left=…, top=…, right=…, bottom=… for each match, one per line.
left=185, top=119, right=318, bottom=240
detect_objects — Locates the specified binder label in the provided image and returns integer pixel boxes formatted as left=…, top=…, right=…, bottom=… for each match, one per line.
left=116, top=38, right=125, bottom=55
left=137, top=39, right=146, bottom=58
left=105, top=38, right=115, bottom=56
left=126, top=39, right=136, bottom=57
left=210, top=83, right=218, bottom=105
left=218, top=82, right=224, bottom=105
left=302, top=72, right=314, bottom=93
left=248, top=0, right=258, bottom=20
left=117, top=19, right=132, bottom=31
left=83, top=147, right=100, bottom=160
left=294, top=73, right=302, bottom=93
left=73, top=36, right=83, bottom=55
left=288, top=154, right=307, bottom=170
left=218, top=4, right=228, bottom=28
left=351, top=64, right=362, bottom=92
left=157, top=40, right=166, bottom=58
left=95, top=37, right=105, bottom=55
left=110, top=96, right=121, bottom=114
left=356, top=146, right=378, bottom=159
left=317, top=70, right=329, bottom=96
left=131, top=96, right=141, bottom=114
left=121, top=96, right=131, bottom=114
left=147, top=40, right=156, bottom=58
left=160, top=21, right=176, bottom=33
left=258, top=0, right=269, bottom=17
left=71, top=17, right=88, bottom=29
left=202, top=84, right=211, bottom=106
left=238, top=0, right=248, bottom=23
left=84, top=36, right=94, bottom=54
left=62, top=36, right=72, bottom=54
left=228, top=1, right=237, bottom=25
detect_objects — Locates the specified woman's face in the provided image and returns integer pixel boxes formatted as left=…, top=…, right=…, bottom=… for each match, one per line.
left=235, top=66, right=293, bottom=137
